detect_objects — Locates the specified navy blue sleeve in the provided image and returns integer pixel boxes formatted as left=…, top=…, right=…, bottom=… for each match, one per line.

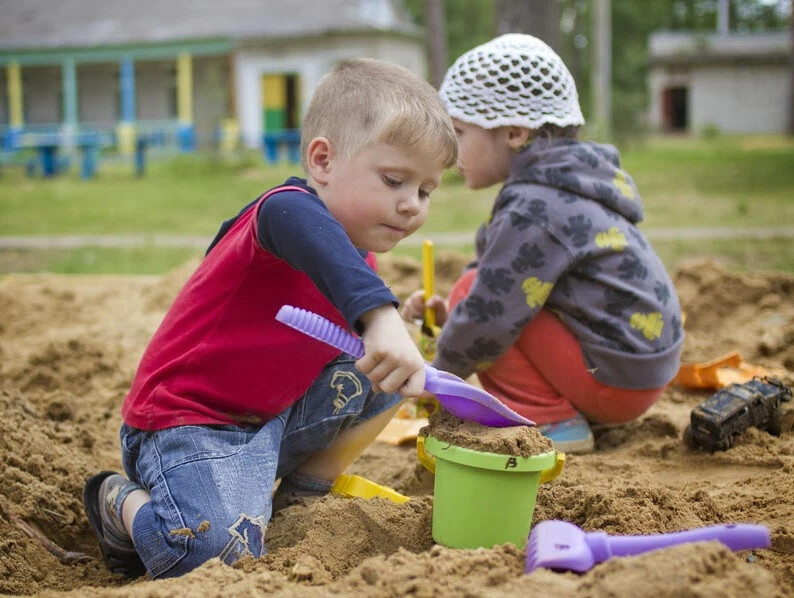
left=258, top=190, right=398, bottom=330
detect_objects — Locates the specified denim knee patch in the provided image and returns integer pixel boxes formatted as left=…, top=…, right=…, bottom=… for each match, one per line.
left=123, top=418, right=285, bottom=578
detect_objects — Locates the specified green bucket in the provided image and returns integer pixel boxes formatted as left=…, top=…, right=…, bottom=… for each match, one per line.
left=421, top=434, right=564, bottom=549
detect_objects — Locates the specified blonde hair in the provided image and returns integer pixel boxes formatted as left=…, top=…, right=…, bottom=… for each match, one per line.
left=301, top=58, right=457, bottom=170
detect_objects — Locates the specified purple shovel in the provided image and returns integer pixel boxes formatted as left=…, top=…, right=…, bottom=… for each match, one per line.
left=275, top=305, right=534, bottom=428
left=525, top=520, right=771, bottom=574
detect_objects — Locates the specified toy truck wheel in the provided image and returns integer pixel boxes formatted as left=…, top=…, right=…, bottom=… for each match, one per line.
left=683, top=425, right=697, bottom=450
left=765, top=405, right=784, bottom=436
left=719, top=435, right=733, bottom=451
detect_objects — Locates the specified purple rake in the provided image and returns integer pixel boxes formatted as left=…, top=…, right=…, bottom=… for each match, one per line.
left=525, top=520, right=771, bottom=574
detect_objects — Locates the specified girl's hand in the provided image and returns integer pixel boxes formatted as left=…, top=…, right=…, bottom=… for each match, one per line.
left=400, top=290, right=449, bottom=327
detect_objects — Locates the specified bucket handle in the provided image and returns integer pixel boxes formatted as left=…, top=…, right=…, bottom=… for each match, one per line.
left=416, top=434, right=437, bottom=474
left=417, top=435, right=565, bottom=484
left=539, top=451, right=565, bottom=484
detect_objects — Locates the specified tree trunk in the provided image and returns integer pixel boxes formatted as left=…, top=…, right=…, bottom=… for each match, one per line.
left=591, top=0, right=612, bottom=140
left=496, top=0, right=561, bottom=52
left=426, top=0, right=448, bottom=89
left=788, top=7, right=794, bottom=135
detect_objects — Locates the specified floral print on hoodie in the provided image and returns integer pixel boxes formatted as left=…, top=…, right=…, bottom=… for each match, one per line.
left=433, top=138, right=683, bottom=390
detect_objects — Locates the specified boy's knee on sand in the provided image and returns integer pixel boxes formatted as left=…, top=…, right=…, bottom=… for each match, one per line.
left=150, top=512, right=267, bottom=578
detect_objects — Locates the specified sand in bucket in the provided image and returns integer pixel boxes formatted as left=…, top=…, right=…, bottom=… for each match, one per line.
left=419, top=411, right=563, bottom=549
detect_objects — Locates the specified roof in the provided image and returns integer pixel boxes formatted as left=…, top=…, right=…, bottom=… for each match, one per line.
left=648, top=31, right=791, bottom=67
left=0, top=0, right=419, bottom=51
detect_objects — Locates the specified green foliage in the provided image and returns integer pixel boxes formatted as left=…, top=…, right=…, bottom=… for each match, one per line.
left=405, top=1, right=791, bottom=143
left=404, top=0, right=496, bottom=68
left=2, top=136, right=794, bottom=273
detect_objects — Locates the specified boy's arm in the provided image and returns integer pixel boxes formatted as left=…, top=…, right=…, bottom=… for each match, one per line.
left=260, top=192, right=424, bottom=395
left=259, top=190, right=397, bottom=329
left=433, top=211, right=573, bottom=379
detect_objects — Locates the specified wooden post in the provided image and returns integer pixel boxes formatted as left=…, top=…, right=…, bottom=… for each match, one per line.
left=426, top=0, right=448, bottom=89
left=7, top=62, right=23, bottom=129
left=591, top=0, right=612, bottom=140
left=788, top=8, right=794, bottom=135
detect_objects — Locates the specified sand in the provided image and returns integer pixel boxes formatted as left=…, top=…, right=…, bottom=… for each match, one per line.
left=420, top=409, right=554, bottom=457
left=0, top=255, right=792, bottom=597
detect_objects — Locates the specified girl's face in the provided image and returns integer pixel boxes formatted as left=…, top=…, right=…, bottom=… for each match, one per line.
left=452, top=118, right=515, bottom=190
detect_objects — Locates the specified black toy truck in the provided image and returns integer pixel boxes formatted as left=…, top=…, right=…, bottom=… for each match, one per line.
left=684, top=376, right=792, bottom=452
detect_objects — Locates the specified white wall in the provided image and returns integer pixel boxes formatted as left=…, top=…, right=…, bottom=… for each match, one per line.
left=78, top=63, right=117, bottom=126
left=193, top=56, right=229, bottom=146
left=234, top=34, right=425, bottom=147
left=690, top=65, right=788, bottom=134
left=648, top=63, right=789, bottom=134
left=22, top=66, right=61, bottom=125
left=136, top=60, right=175, bottom=122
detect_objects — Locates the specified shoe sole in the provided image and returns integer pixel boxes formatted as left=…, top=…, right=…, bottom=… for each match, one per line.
left=83, top=470, right=147, bottom=578
left=549, top=435, right=595, bottom=454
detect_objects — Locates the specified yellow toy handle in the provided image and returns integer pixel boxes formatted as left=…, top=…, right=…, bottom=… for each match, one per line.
left=539, top=451, right=566, bottom=484
left=422, top=240, right=436, bottom=330
left=331, top=474, right=410, bottom=503
left=416, top=435, right=436, bottom=474
left=417, top=435, right=565, bottom=484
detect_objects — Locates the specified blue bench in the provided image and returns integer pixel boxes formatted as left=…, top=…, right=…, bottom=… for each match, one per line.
left=262, top=130, right=301, bottom=164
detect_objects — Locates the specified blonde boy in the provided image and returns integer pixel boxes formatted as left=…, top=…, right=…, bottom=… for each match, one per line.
left=84, top=58, right=456, bottom=579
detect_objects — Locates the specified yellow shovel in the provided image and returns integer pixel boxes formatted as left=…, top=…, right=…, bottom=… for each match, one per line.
left=419, top=239, right=441, bottom=359
left=418, top=239, right=440, bottom=417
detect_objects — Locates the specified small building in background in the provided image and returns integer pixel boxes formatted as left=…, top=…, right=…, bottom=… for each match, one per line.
left=647, top=30, right=791, bottom=135
left=0, top=0, right=423, bottom=153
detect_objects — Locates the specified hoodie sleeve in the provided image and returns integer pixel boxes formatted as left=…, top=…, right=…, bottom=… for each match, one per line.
left=433, top=208, right=575, bottom=379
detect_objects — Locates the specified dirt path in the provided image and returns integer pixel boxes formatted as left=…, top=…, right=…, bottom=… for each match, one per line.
left=1, top=226, right=794, bottom=250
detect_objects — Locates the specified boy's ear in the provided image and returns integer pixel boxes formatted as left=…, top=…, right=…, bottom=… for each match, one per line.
left=306, top=137, right=333, bottom=184
left=506, top=126, right=532, bottom=150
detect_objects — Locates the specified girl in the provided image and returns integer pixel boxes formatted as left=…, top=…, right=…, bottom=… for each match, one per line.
left=404, top=34, right=683, bottom=453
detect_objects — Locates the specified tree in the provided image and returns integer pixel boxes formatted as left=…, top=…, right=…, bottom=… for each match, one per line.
left=496, top=0, right=561, bottom=52
left=426, top=0, right=448, bottom=89
left=789, top=7, right=794, bottom=135
left=403, top=0, right=494, bottom=76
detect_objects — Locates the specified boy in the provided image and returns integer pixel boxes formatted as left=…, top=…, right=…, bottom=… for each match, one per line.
left=83, top=58, right=457, bottom=579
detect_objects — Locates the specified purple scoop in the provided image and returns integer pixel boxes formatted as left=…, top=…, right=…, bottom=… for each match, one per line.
left=275, top=305, right=534, bottom=428
left=526, top=520, right=771, bottom=574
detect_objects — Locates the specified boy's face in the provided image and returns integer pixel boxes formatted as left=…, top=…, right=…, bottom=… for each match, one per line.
left=452, top=118, right=513, bottom=190
left=316, top=141, right=444, bottom=253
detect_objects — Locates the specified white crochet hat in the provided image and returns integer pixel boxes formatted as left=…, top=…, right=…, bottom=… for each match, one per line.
left=439, top=33, right=585, bottom=130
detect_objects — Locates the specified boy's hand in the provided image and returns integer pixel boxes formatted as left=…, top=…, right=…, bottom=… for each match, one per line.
left=357, top=305, right=426, bottom=397
left=400, top=290, right=449, bottom=326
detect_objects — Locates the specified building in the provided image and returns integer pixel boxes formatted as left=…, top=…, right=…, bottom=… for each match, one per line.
left=0, top=0, right=424, bottom=152
left=647, top=30, right=791, bottom=134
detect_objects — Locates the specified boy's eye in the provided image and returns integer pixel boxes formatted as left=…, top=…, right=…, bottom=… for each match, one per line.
left=382, top=175, right=402, bottom=187
left=419, top=188, right=432, bottom=199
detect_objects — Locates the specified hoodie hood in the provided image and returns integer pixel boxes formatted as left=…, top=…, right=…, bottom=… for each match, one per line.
left=505, top=138, right=644, bottom=224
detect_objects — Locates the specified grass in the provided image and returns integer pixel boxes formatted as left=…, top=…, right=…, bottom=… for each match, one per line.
left=0, top=246, right=201, bottom=274
left=1, top=134, right=793, bottom=274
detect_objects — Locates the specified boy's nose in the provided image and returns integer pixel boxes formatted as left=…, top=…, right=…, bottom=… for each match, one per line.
left=398, top=192, right=421, bottom=215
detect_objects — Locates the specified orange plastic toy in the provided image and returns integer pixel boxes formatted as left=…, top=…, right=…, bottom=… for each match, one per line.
left=672, top=351, right=775, bottom=390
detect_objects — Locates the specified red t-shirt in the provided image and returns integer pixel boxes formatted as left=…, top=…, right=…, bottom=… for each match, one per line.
left=122, top=186, right=377, bottom=430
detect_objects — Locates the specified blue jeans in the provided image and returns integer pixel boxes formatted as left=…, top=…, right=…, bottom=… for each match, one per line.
left=119, top=354, right=401, bottom=579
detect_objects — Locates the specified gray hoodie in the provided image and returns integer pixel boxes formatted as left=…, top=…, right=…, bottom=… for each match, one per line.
left=433, top=138, right=683, bottom=390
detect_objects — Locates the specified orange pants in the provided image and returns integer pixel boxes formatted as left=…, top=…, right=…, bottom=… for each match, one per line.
left=448, top=269, right=664, bottom=425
